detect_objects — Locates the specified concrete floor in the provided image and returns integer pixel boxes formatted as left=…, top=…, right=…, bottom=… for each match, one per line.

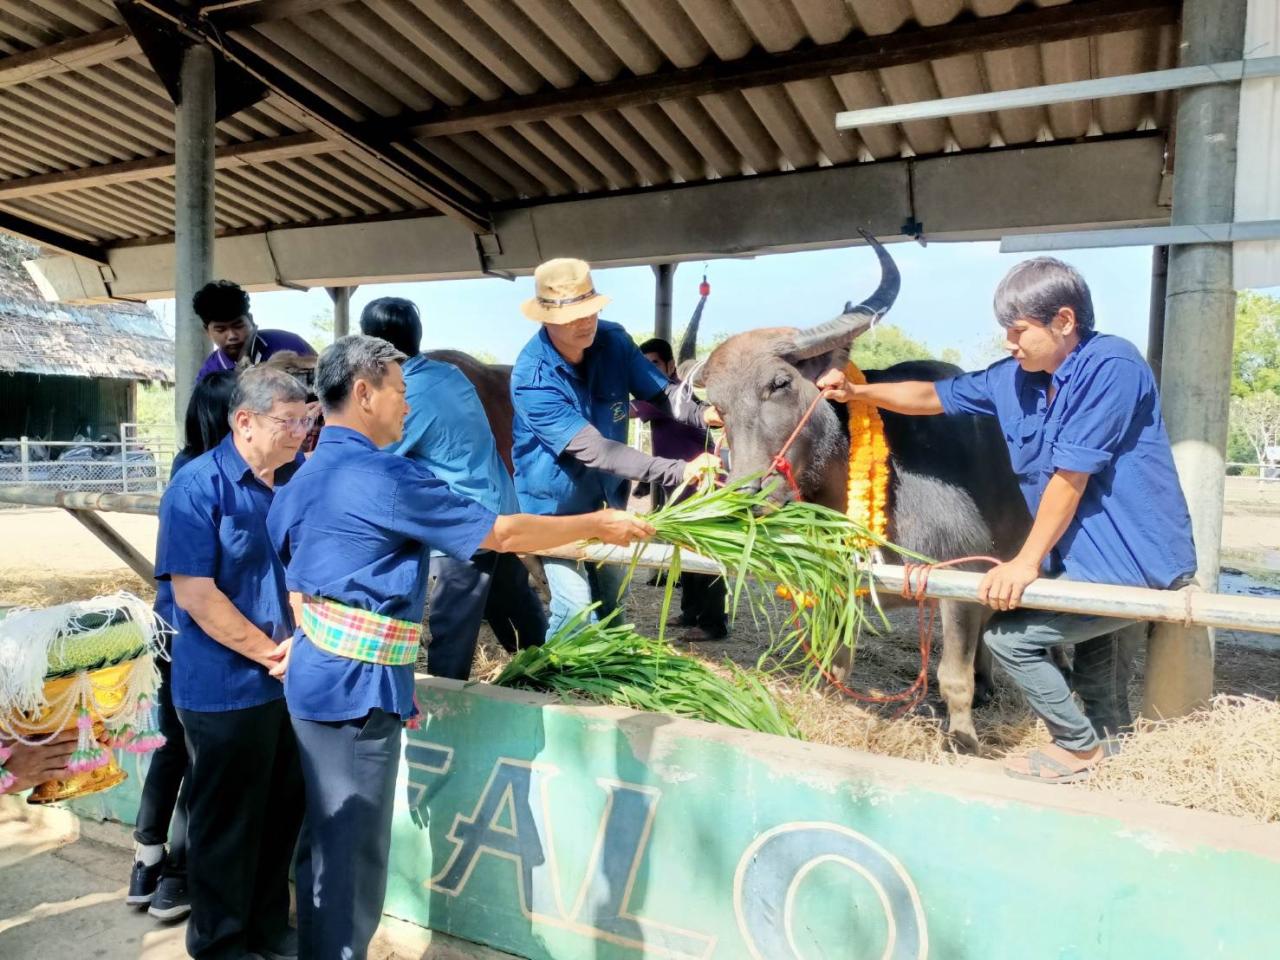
left=0, top=800, right=513, bottom=960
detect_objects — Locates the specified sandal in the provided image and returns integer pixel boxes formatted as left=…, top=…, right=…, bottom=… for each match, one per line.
left=1004, top=744, right=1104, bottom=784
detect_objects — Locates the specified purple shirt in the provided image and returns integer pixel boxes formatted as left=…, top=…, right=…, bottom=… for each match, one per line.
left=196, top=329, right=315, bottom=381
left=632, top=388, right=710, bottom=497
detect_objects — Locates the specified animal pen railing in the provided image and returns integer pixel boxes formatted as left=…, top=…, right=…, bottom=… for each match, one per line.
left=2, top=485, right=1278, bottom=639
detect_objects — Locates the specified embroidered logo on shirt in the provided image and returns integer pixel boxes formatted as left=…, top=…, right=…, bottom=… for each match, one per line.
left=612, top=401, right=627, bottom=423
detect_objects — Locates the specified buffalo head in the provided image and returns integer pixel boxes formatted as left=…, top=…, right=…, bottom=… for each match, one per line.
left=690, top=233, right=900, bottom=507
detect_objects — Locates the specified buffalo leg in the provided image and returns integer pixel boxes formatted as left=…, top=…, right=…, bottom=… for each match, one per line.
left=973, top=627, right=996, bottom=707
left=936, top=599, right=982, bottom=754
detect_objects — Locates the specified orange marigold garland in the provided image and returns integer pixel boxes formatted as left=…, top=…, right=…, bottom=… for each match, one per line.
left=774, top=362, right=889, bottom=606
left=842, top=361, right=890, bottom=547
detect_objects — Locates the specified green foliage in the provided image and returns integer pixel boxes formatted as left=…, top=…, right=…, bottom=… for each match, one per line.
left=849, top=324, right=937, bottom=369
left=135, top=383, right=176, bottom=429
left=307, top=311, right=334, bottom=352
left=1232, top=292, right=1280, bottom=398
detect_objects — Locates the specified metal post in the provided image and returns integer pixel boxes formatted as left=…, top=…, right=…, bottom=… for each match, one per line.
left=653, top=263, right=674, bottom=343
left=328, top=286, right=353, bottom=339
left=1147, top=245, right=1168, bottom=387
left=173, top=42, right=217, bottom=435
left=1145, top=0, right=1247, bottom=720
left=19, top=436, right=29, bottom=486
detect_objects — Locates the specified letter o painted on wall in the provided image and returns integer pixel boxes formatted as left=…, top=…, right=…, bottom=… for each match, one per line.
left=733, top=822, right=928, bottom=959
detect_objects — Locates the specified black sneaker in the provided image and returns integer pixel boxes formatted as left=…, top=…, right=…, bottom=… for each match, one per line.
left=126, top=859, right=163, bottom=907
left=147, top=874, right=191, bottom=921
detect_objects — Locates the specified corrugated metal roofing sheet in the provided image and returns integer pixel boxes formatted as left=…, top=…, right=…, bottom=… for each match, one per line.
left=0, top=0, right=1179, bottom=246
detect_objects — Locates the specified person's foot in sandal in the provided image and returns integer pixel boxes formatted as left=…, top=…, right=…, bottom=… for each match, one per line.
left=1004, top=743, right=1105, bottom=784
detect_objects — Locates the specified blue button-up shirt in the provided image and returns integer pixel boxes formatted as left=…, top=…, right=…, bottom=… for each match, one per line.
left=155, top=433, right=295, bottom=712
left=935, top=333, right=1195, bottom=589
left=389, top=354, right=518, bottom=516
left=511, top=320, right=668, bottom=515
left=267, top=427, right=496, bottom=722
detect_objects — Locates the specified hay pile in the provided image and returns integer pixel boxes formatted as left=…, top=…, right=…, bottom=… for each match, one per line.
left=0, top=571, right=153, bottom=610
left=1088, top=695, right=1280, bottom=823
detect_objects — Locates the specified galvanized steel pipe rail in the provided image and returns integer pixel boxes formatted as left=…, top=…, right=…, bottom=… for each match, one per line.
left=4, top=485, right=1278, bottom=636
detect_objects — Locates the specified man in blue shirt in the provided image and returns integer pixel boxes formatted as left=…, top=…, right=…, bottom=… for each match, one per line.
left=819, top=258, right=1195, bottom=783
left=268, top=335, right=653, bottom=960
left=194, top=279, right=315, bottom=381
left=360, top=297, right=546, bottom=679
left=155, top=365, right=313, bottom=960
left=511, top=258, right=720, bottom=636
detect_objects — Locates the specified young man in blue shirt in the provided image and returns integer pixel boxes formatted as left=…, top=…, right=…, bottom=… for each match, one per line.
left=155, top=365, right=312, bottom=960
left=359, top=297, right=546, bottom=678
left=268, top=335, right=653, bottom=960
left=511, top=258, right=720, bottom=637
left=819, top=258, right=1196, bottom=783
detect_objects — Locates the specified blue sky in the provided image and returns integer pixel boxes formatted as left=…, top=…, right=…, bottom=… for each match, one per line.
left=150, top=242, right=1275, bottom=370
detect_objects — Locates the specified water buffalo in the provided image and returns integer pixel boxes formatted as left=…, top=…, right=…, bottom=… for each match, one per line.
left=689, top=237, right=1031, bottom=751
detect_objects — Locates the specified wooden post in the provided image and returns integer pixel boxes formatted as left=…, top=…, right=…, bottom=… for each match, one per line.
left=1147, top=245, right=1168, bottom=387
left=653, top=263, right=674, bottom=343
left=327, top=285, right=355, bottom=339
left=1144, top=0, right=1247, bottom=720
left=173, top=42, right=216, bottom=436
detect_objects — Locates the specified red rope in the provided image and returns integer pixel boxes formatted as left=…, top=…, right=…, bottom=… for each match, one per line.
left=764, top=391, right=1004, bottom=716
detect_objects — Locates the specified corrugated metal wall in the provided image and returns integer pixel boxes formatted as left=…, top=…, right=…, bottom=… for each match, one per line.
left=0, top=372, right=131, bottom=440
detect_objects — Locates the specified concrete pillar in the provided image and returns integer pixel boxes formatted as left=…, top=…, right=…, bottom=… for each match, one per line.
left=1147, top=245, right=1168, bottom=387
left=328, top=286, right=353, bottom=339
left=653, top=263, right=674, bottom=343
left=173, top=43, right=217, bottom=432
left=1144, top=0, right=1246, bottom=720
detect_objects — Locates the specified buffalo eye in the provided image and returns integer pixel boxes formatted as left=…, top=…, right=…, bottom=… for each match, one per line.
left=768, top=372, right=792, bottom=394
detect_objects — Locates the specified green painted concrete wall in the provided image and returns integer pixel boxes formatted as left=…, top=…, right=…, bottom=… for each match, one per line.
left=68, top=680, right=1280, bottom=959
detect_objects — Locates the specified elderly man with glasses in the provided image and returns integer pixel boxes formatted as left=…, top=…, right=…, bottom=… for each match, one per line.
left=155, top=365, right=312, bottom=960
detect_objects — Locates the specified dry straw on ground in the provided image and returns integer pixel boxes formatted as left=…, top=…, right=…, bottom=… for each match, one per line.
left=1087, top=694, right=1280, bottom=823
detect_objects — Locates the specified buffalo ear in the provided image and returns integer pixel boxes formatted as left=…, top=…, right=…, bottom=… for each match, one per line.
left=790, top=346, right=852, bottom=389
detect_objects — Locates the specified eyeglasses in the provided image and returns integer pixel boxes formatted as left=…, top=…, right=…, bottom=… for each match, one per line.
left=257, top=413, right=316, bottom=433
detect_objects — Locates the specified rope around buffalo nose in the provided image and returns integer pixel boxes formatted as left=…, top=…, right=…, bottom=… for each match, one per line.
left=765, top=387, right=1002, bottom=719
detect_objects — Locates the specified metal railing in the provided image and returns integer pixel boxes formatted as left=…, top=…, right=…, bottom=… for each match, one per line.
left=1226, top=461, right=1280, bottom=481
left=0, top=484, right=1277, bottom=637
left=0, top=425, right=176, bottom=497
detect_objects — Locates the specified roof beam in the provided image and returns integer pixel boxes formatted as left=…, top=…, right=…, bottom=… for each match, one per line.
left=0, top=27, right=139, bottom=88
left=0, top=208, right=108, bottom=264
left=128, top=0, right=492, bottom=233
left=0, top=132, right=333, bottom=200
left=380, top=0, right=1180, bottom=139
left=838, top=55, right=1280, bottom=129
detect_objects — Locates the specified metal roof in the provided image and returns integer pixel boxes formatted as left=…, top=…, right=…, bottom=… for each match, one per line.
left=0, top=0, right=1178, bottom=254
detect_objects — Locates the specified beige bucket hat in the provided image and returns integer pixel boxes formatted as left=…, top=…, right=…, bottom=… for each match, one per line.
left=520, top=257, right=612, bottom=324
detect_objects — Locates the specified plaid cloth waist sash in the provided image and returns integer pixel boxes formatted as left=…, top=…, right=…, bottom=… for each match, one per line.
left=300, top=597, right=421, bottom=667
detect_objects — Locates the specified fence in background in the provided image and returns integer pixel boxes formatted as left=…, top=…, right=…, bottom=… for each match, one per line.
left=0, top=422, right=176, bottom=498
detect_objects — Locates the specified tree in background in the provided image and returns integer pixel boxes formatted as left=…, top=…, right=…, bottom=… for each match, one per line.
left=1230, top=392, right=1280, bottom=472
left=1227, top=292, right=1280, bottom=472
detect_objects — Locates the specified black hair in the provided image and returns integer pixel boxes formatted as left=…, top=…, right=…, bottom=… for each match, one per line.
left=360, top=297, right=422, bottom=358
left=182, top=371, right=237, bottom=456
left=192, top=280, right=251, bottom=327
left=993, top=258, right=1095, bottom=334
left=638, top=337, right=674, bottom=364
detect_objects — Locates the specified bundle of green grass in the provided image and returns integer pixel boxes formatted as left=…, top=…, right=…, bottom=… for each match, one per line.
left=494, top=609, right=798, bottom=739
left=634, top=478, right=916, bottom=679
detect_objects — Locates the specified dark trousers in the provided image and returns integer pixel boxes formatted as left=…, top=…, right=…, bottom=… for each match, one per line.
left=427, top=551, right=547, bottom=680
left=178, top=699, right=304, bottom=960
left=134, top=655, right=189, bottom=876
left=679, top=573, right=728, bottom=636
left=292, top=710, right=403, bottom=960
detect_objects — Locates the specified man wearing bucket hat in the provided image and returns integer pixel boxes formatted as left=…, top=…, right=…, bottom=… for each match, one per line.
left=511, top=258, right=721, bottom=637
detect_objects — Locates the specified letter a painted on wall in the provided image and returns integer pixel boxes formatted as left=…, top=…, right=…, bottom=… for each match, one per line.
left=734, top=822, right=928, bottom=959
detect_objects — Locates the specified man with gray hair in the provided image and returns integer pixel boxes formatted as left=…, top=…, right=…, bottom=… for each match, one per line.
left=156, top=363, right=311, bottom=960
left=268, top=335, right=654, bottom=960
